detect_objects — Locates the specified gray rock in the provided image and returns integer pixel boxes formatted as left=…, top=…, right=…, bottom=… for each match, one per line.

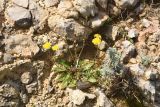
left=90, top=12, right=109, bottom=28
left=121, top=40, right=136, bottom=63
left=145, top=69, right=159, bottom=81
left=4, top=34, right=39, bottom=58
left=7, top=6, right=31, bottom=21
left=3, top=53, right=13, bottom=63
left=127, top=28, right=138, bottom=38
left=96, top=0, right=108, bottom=9
left=48, top=15, right=92, bottom=41
left=129, top=64, right=144, bottom=76
left=13, top=0, right=29, bottom=8
left=21, top=72, right=33, bottom=84
left=114, top=0, right=139, bottom=9
left=67, top=88, right=96, bottom=105
left=26, top=81, right=37, bottom=94
left=137, top=79, right=156, bottom=106
left=44, top=0, right=59, bottom=7
left=95, top=89, right=114, bottom=107
left=73, top=0, right=98, bottom=18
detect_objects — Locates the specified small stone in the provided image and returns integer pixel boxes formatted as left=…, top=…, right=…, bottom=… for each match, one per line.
left=129, top=64, right=144, bottom=76
left=26, top=82, right=37, bottom=94
left=67, top=88, right=96, bottom=105
left=95, top=89, right=114, bottom=107
left=15, top=18, right=32, bottom=28
left=44, top=0, right=59, bottom=7
left=114, top=0, right=139, bottom=9
left=21, top=72, right=33, bottom=84
left=77, top=81, right=92, bottom=90
left=121, top=40, right=136, bottom=63
left=127, top=28, right=138, bottom=38
left=129, top=58, right=137, bottom=64
left=13, top=0, right=29, bottom=8
left=3, top=53, right=13, bottom=63
left=145, top=69, right=159, bottom=81
left=142, top=19, right=151, bottom=28
left=98, top=40, right=107, bottom=50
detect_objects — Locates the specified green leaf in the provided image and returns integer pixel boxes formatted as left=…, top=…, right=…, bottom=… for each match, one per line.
left=58, top=81, right=68, bottom=89
left=58, top=59, right=70, bottom=68
left=54, top=65, right=67, bottom=73
left=68, top=79, right=76, bottom=87
left=56, top=73, right=66, bottom=82
left=88, top=77, right=97, bottom=83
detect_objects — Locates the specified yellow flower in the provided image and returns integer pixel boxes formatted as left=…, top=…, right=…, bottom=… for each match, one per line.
left=52, top=44, right=59, bottom=51
left=92, top=37, right=102, bottom=45
left=43, top=42, right=51, bottom=50
left=94, top=34, right=101, bottom=39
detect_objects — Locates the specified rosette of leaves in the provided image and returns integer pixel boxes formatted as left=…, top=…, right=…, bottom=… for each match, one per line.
left=52, top=59, right=100, bottom=89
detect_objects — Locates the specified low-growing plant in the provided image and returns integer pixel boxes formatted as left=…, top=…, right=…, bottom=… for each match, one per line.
left=48, top=34, right=103, bottom=89
left=52, top=59, right=100, bottom=89
left=140, top=55, right=152, bottom=67
left=101, top=47, right=122, bottom=75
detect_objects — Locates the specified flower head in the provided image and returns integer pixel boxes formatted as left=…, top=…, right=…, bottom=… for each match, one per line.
left=43, top=42, right=51, bottom=50
left=92, top=37, right=102, bottom=45
left=94, top=34, right=101, bottom=39
left=52, top=44, right=59, bottom=51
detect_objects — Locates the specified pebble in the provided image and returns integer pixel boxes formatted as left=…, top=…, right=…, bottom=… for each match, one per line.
left=3, top=53, right=13, bottom=63
left=21, top=72, right=33, bottom=84
left=127, top=28, right=138, bottom=38
left=44, top=0, right=59, bottom=7
left=142, top=19, right=151, bottom=28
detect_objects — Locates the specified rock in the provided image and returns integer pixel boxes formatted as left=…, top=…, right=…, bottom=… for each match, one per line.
left=98, top=40, right=107, bottom=50
left=109, top=4, right=121, bottom=16
left=48, top=15, right=92, bottom=41
left=90, top=12, right=109, bottom=28
left=94, top=89, right=114, bottom=107
left=103, top=25, right=119, bottom=41
left=4, top=34, right=39, bottom=58
left=67, top=88, right=96, bottom=105
left=21, top=72, right=33, bottom=84
left=137, top=79, right=155, bottom=104
left=127, top=28, right=138, bottom=38
left=15, top=18, right=32, bottom=28
left=0, top=83, right=20, bottom=106
left=44, top=0, right=59, bottom=7
left=57, top=0, right=78, bottom=19
left=13, top=0, right=29, bottom=8
left=145, top=69, right=159, bottom=81
left=73, top=0, right=98, bottom=18
left=77, top=81, right=92, bottom=90
left=121, top=40, right=136, bottom=63
left=114, top=0, right=139, bottom=9
left=7, top=6, right=31, bottom=21
left=29, top=0, right=49, bottom=31
left=3, top=53, right=13, bottom=63
left=26, top=81, right=37, bottom=94
left=129, top=64, right=145, bottom=76
left=96, top=0, right=108, bottom=10
left=142, top=19, right=151, bottom=28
